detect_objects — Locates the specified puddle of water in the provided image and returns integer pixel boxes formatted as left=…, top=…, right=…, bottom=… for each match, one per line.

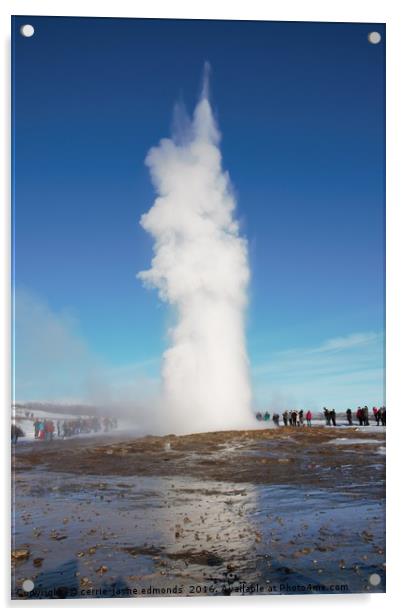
left=327, top=439, right=383, bottom=446
left=12, top=471, right=385, bottom=599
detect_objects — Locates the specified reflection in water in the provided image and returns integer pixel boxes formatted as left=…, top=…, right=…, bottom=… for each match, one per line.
left=12, top=470, right=385, bottom=599
left=13, top=473, right=262, bottom=598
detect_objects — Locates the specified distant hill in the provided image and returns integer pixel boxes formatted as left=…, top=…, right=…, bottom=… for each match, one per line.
left=12, top=401, right=100, bottom=417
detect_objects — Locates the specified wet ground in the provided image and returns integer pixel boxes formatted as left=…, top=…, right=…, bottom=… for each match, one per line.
left=11, top=426, right=386, bottom=599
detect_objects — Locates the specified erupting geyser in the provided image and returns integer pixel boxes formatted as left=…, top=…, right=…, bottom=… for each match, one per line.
left=138, top=64, right=252, bottom=434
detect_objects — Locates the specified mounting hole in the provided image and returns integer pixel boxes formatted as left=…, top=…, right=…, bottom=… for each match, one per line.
left=368, top=31, right=381, bottom=45
left=20, top=24, right=35, bottom=38
left=22, top=579, right=34, bottom=592
left=369, top=573, right=381, bottom=586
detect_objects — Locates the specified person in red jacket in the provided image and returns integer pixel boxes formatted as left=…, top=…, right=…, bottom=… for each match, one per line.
left=44, top=420, right=54, bottom=441
left=306, top=410, right=312, bottom=427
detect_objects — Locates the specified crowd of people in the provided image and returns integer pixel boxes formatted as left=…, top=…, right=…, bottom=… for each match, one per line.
left=11, top=415, right=119, bottom=444
left=354, top=406, right=386, bottom=426
left=255, top=406, right=386, bottom=427
left=256, top=409, right=316, bottom=427
left=33, top=416, right=118, bottom=440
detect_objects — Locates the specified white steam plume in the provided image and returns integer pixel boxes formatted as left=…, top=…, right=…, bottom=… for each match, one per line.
left=138, top=64, right=252, bottom=434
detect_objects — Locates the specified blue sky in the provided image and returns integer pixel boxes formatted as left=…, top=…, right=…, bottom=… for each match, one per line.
left=12, top=17, right=385, bottom=409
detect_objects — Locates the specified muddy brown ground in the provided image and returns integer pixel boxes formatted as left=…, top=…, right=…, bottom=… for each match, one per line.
left=13, top=427, right=385, bottom=493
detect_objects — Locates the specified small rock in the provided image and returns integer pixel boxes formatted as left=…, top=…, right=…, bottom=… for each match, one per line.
left=12, top=549, right=30, bottom=561
left=50, top=531, right=67, bottom=541
left=96, top=565, right=108, bottom=575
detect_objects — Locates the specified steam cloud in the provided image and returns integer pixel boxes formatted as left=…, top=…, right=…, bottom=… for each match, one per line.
left=138, top=65, right=252, bottom=434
